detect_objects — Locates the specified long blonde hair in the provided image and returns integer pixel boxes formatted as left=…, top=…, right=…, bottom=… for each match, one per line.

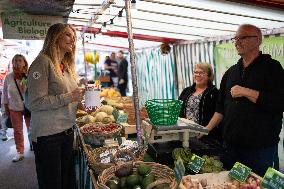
left=41, top=23, right=77, bottom=78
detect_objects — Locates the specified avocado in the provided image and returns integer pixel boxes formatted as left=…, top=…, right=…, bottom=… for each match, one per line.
left=119, top=177, right=127, bottom=189
left=126, top=174, right=140, bottom=187
left=137, top=164, right=151, bottom=176
left=141, top=174, right=155, bottom=189
left=106, top=180, right=119, bottom=189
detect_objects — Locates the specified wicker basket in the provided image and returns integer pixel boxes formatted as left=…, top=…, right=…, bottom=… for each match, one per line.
left=87, top=146, right=146, bottom=174
left=98, top=161, right=177, bottom=189
left=145, top=99, right=183, bottom=126
left=80, top=123, right=122, bottom=146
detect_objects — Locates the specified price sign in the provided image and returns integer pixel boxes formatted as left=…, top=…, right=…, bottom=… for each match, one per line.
left=261, top=167, right=284, bottom=189
left=85, top=83, right=101, bottom=109
left=174, top=157, right=185, bottom=184
left=229, top=162, right=252, bottom=183
left=187, top=154, right=205, bottom=173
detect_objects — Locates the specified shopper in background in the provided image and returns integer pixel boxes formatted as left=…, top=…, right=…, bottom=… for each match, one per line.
left=27, top=23, right=83, bottom=189
left=104, top=52, right=118, bottom=87
left=117, top=50, right=128, bottom=96
left=179, top=63, right=221, bottom=142
left=203, top=24, right=284, bottom=176
left=2, top=54, right=30, bottom=162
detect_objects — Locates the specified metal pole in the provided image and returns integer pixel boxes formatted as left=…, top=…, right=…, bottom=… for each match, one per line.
left=124, top=0, right=142, bottom=145
left=82, top=34, right=88, bottom=81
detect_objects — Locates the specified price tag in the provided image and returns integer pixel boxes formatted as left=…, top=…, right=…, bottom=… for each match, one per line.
left=261, top=167, right=284, bottom=189
left=187, top=154, right=205, bottom=173
left=174, top=157, right=185, bottom=184
left=229, top=162, right=252, bottom=183
left=85, top=83, right=101, bottom=109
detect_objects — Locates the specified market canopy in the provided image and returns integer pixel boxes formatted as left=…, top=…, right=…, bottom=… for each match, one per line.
left=0, top=0, right=284, bottom=50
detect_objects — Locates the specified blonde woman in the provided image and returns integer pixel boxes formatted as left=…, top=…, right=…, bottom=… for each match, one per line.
left=2, top=54, right=30, bottom=162
left=27, top=23, right=83, bottom=189
left=178, top=63, right=221, bottom=141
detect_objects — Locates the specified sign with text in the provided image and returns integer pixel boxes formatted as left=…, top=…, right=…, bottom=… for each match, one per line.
left=229, top=162, right=252, bottom=183
left=214, top=36, right=284, bottom=87
left=174, top=157, right=185, bottom=184
left=261, top=167, right=284, bottom=189
left=187, top=154, right=205, bottom=173
left=1, top=12, right=63, bottom=39
left=85, top=83, right=101, bottom=110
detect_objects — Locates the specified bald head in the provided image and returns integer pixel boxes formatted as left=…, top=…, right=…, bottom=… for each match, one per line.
left=238, top=24, right=262, bottom=44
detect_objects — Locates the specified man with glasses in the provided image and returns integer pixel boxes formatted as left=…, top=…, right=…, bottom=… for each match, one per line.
left=202, top=24, right=284, bottom=175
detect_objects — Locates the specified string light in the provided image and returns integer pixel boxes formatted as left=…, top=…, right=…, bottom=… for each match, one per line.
left=101, top=22, right=107, bottom=32
left=131, top=0, right=137, bottom=9
left=117, top=9, right=123, bottom=22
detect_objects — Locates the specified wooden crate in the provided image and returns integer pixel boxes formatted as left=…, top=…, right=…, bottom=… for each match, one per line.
left=120, top=122, right=137, bottom=139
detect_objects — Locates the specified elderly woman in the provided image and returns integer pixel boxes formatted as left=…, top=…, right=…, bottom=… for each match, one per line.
left=2, top=54, right=30, bottom=162
left=178, top=62, right=221, bottom=141
left=27, top=23, right=83, bottom=189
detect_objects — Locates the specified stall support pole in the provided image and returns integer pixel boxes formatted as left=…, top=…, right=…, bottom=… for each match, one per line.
left=125, top=0, right=142, bottom=145
left=82, top=35, right=88, bottom=81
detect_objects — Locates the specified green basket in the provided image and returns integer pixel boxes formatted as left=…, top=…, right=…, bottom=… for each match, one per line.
left=145, top=99, right=183, bottom=126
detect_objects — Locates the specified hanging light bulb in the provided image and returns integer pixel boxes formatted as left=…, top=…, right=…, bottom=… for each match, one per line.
left=117, top=9, right=123, bottom=22
left=131, top=0, right=137, bottom=9
left=101, top=22, right=107, bottom=32
left=107, top=19, right=114, bottom=30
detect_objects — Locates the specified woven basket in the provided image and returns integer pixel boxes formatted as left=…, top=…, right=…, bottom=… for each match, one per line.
left=87, top=146, right=146, bottom=174
left=145, top=99, right=183, bottom=126
left=81, top=123, right=122, bottom=137
left=98, top=161, right=177, bottom=189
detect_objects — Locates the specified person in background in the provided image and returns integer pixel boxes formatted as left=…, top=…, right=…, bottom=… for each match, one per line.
left=203, top=24, right=284, bottom=176
left=0, top=106, right=8, bottom=141
left=117, top=50, right=128, bottom=96
left=179, top=63, right=221, bottom=142
left=104, top=53, right=119, bottom=87
left=27, top=23, right=83, bottom=189
left=2, top=54, right=30, bottom=162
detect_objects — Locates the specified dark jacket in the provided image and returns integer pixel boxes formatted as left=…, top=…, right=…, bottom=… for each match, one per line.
left=216, top=53, right=284, bottom=149
left=118, top=58, right=128, bottom=83
left=179, top=83, right=218, bottom=126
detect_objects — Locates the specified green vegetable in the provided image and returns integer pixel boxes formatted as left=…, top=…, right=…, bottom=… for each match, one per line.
left=127, top=174, right=140, bottom=187
left=137, top=164, right=151, bottom=176
left=106, top=180, right=119, bottom=189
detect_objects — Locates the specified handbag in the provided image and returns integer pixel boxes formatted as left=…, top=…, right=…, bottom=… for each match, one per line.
left=14, top=79, right=31, bottom=117
left=5, top=117, right=13, bottom=128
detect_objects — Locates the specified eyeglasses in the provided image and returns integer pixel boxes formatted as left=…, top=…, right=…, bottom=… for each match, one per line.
left=231, top=36, right=257, bottom=43
left=193, top=71, right=206, bottom=76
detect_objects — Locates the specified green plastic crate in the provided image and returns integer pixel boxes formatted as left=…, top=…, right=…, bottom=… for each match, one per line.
left=145, top=99, right=183, bottom=126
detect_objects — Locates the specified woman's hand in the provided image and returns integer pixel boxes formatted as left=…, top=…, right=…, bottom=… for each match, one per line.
left=70, top=88, right=85, bottom=102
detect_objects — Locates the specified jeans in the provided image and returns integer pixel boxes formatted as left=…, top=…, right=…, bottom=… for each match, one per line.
left=221, top=143, right=278, bottom=176
left=33, top=128, right=76, bottom=189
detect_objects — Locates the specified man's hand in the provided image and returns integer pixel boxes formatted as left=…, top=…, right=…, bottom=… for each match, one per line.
left=119, top=79, right=125, bottom=85
left=230, top=85, right=259, bottom=103
left=230, top=85, right=247, bottom=98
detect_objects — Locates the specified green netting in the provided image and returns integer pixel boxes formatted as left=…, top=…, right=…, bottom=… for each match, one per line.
left=145, top=99, right=183, bottom=126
